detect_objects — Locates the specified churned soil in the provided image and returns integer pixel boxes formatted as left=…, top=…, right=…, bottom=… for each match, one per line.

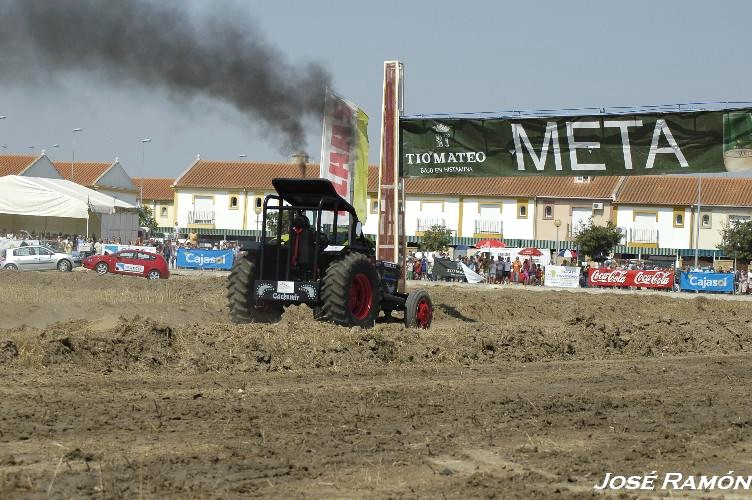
left=1, top=270, right=752, bottom=498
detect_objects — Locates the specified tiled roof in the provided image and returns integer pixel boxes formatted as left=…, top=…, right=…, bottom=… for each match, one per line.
left=171, top=158, right=752, bottom=207
left=131, top=177, right=174, bottom=201
left=402, top=175, right=622, bottom=199
left=617, top=176, right=752, bottom=207
left=0, top=154, right=39, bottom=176
left=174, top=160, right=324, bottom=188
left=54, top=160, right=113, bottom=186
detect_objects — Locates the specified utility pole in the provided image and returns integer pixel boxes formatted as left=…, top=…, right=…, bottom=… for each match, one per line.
left=694, top=176, right=702, bottom=269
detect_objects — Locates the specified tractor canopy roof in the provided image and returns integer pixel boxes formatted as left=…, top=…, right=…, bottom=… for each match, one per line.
left=271, top=178, right=358, bottom=217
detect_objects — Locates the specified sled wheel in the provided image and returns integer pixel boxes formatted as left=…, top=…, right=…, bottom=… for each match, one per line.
left=405, top=289, right=433, bottom=329
left=227, top=256, right=282, bottom=324
left=321, top=253, right=381, bottom=328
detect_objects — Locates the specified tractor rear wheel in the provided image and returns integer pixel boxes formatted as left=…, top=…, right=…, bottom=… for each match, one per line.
left=227, top=256, right=282, bottom=324
left=404, top=289, right=433, bottom=329
left=321, top=253, right=381, bottom=328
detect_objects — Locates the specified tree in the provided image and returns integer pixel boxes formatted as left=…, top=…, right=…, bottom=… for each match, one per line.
left=718, top=219, right=752, bottom=262
left=265, top=210, right=290, bottom=235
left=574, top=219, right=622, bottom=262
left=422, top=224, right=452, bottom=252
left=138, top=205, right=158, bottom=232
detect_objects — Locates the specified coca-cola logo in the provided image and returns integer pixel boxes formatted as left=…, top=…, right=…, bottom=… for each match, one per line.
left=589, top=269, right=674, bottom=288
left=590, top=269, right=628, bottom=283
left=633, top=271, right=671, bottom=286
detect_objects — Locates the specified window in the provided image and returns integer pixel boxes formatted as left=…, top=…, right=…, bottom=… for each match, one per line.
left=701, top=214, right=711, bottom=228
left=575, top=176, right=591, bottom=183
left=14, top=247, right=36, bottom=256
left=117, top=251, right=136, bottom=259
left=229, top=196, right=239, bottom=210
left=137, top=252, right=155, bottom=260
left=518, top=205, right=527, bottom=218
left=160, top=206, right=168, bottom=218
left=38, top=248, right=54, bottom=256
left=673, top=208, right=684, bottom=228
left=370, top=200, right=379, bottom=214
left=544, top=205, right=553, bottom=219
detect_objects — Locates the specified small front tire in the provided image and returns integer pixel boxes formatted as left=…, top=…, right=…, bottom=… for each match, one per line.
left=147, top=270, right=161, bottom=280
left=404, top=289, right=433, bottom=329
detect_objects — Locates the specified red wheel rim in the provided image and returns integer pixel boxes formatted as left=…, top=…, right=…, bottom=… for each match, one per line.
left=348, top=273, right=373, bottom=320
left=415, top=298, right=432, bottom=328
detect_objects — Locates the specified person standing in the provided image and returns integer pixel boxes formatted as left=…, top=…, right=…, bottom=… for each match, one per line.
left=512, top=256, right=521, bottom=284
left=488, top=256, right=496, bottom=284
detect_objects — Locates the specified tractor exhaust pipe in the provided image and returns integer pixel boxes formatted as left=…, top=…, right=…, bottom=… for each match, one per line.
left=291, top=152, right=309, bottom=178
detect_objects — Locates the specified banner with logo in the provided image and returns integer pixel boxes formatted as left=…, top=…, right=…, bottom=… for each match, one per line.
left=431, top=257, right=485, bottom=283
left=680, top=272, right=734, bottom=293
left=176, top=248, right=233, bottom=270
left=588, top=269, right=674, bottom=288
left=320, top=90, right=370, bottom=222
left=103, top=244, right=157, bottom=255
left=544, top=266, right=581, bottom=288
left=401, top=108, right=752, bottom=178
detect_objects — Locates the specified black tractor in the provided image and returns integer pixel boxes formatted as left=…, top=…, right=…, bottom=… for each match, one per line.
left=227, top=178, right=433, bottom=329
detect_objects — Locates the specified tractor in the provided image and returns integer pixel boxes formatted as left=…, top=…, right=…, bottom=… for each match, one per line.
left=226, top=178, right=433, bottom=328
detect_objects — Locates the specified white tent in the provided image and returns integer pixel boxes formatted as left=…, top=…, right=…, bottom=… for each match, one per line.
left=0, top=175, right=137, bottom=240
left=0, top=175, right=134, bottom=218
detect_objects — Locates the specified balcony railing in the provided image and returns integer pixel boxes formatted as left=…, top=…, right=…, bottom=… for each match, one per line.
left=474, top=219, right=503, bottom=234
left=189, top=210, right=215, bottom=225
left=618, top=226, right=659, bottom=245
left=416, top=218, right=445, bottom=232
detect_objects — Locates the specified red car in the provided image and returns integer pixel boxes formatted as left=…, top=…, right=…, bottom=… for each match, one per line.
left=83, top=250, right=170, bottom=280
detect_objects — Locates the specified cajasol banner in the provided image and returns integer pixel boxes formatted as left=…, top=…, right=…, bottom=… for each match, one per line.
left=176, top=248, right=234, bottom=270
left=680, top=272, right=734, bottom=293
left=544, top=265, right=581, bottom=288
left=320, top=90, right=369, bottom=222
left=400, top=108, right=752, bottom=178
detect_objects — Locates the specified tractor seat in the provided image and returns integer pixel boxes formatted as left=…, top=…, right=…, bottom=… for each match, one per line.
left=290, top=216, right=313, bottom=269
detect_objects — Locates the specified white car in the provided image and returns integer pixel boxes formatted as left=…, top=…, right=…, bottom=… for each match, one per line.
left=0, top=245, right=80, bottom=272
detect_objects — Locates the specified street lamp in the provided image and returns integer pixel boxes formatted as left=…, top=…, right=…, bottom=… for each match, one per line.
left=554, top=219, right=562, bottom=257
left=71, top=128, right=83, bottom=182
left=140, top=138, right=151, bottom=206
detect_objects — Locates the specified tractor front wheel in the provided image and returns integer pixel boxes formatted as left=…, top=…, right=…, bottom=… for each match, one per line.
left=227, top=256, right=282, bottom=324
left=404, top=289, right=433, bottom=329
left=321, top=253, right=381, bottom=328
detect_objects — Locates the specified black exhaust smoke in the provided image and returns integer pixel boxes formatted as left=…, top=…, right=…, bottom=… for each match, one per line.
left=0, top=0, right=331, bottom=153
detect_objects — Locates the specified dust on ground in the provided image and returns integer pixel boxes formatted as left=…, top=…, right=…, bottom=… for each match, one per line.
left=1, top=270, right=752, bottom=498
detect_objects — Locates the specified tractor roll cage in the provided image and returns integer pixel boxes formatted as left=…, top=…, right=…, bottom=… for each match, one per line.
left=259, top=193, right=357, bottom=282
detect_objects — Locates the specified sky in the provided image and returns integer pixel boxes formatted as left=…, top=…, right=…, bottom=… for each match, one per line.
left=1, top=0, right=751, bottom=179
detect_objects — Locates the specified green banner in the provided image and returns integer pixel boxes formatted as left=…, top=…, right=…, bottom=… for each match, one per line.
left=400, top=108, right=752, bottom=178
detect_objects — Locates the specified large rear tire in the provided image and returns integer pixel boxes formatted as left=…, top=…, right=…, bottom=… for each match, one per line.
left=404, top=289, right=433, bottom=329
left=227, top=256, right=282, bottom=324
left=321, top=253, right=381, bottom=328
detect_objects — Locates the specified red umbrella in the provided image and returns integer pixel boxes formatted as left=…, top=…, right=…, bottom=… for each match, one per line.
left=518, top=247, right=543, bottom=256
left=475, top=239, right=506, bottom=248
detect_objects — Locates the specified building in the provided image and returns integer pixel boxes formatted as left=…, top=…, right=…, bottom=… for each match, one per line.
left=141, top=155, right=752, bottom=259
left=172, top=156, right=320, bottom=234
left=131, top=177, right=176, bottom=226
left=54, top=158, right=138, bottom=205
left=614, top=176, right=752, bottom=250
left=0, top=152, right=63, bottom=179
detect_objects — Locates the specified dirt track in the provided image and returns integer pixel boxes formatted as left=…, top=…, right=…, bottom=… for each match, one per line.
left=2, top=271, right=752, bottom=498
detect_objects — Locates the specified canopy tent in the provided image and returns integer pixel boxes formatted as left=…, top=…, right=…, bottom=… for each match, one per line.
left=0, top=175, right=133, bottom=218
left=0, top=175, right=137, bottom=240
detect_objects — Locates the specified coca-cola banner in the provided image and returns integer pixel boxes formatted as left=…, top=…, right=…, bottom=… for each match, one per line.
left=588, top=269, right=674, bottom=289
